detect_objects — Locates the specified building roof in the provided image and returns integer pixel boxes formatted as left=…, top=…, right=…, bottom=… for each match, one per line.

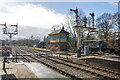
left=49, top=27, right=70, bottom=36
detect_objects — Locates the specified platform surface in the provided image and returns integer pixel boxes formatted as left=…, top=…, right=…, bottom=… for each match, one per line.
left=80, top=55, right=120, bottom=62
left=25, top=62, right=66, bottom=78
left=0, top=57, right=66, bottom=79
left=0, top=62, right=37, bottom=79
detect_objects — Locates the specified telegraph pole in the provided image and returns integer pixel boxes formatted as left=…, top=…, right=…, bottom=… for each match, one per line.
left=0, top=23, right=18, bottom=48
left=83, top=16, right=87, bottom=27
left=0, top=23, right=18, bottom=69
left=70, top=8, right=80, bottom=50
left=70, top=8, right=97, bottom=57
left=118, top=1, right=120, bottom=50
left=0, top=22, right=18, bottom=62
left=70, top=8, right=82, bottom=57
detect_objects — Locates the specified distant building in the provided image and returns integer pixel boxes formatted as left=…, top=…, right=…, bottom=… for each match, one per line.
left=36, top=41, right=46, bottom=48
left=48, top=27, right=70, bottom=51
left=113, top=32, right=120, bottom=50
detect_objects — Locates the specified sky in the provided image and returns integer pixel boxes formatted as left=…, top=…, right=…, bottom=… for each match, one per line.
left=0, top=1, right=119, bottom=40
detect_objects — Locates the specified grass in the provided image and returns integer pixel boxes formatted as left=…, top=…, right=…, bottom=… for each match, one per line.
left=31, top=47, right=101, bottom=56
left=68, top=52, right=77, bottom=55
left=32, top=47, right=78, bottom=55
left=56, top=51, right=65, bottom=53
left=56, top=51, right=77, bottom=55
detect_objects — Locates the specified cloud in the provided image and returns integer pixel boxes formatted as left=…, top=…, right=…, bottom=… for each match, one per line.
left=16, top=26, right=51, bottom=40
left=1, top=0, right=120, bottom=2
left=0, top=2, right=66, bottom=40
left=108, top=2, right=118, bottom=6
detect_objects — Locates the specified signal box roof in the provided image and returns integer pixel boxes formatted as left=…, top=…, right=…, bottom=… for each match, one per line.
left=49, top=27, right=70, bottom=36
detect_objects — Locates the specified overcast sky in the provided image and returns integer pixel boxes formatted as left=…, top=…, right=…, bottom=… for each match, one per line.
left=0, top=1, right=119, bottom=40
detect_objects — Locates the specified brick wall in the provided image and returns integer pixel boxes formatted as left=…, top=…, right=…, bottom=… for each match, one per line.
left=49, top=42, right=70, bottom=51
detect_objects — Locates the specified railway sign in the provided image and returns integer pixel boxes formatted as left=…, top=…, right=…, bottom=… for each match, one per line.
left=0, top=46, right=10, bottom=57
left=83, top=40, right=100, bottom=48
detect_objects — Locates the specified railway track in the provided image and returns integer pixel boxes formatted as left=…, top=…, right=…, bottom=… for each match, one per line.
left=15, top=46, right=120, bottom=79
left=36, top=54, right=120, bottom=80
left=13, top=46, right=39, bottom=62
left=30, top=47, right=120, bottom=78
left=45, top=55, right=120, bottom=76
left=29, top=54, right=81, bottom=79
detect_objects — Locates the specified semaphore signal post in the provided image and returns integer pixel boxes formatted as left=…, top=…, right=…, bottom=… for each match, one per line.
left=0, top=23, right=18, bottom=48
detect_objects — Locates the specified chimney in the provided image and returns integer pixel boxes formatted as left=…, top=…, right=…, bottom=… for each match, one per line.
left=62, top=26, right=64, bottom=30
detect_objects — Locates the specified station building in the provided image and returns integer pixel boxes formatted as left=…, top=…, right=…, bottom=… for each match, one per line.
left=48, top=27, right=70, bottom=51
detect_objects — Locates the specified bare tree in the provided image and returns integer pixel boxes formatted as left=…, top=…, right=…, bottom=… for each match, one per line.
left=51, top=25, right=61, bottom=31
left=63, top=8, right=86, bottom=51
left=36, top=36, right=41, bottom=41
left=78, top=9, right=85, bottom=26
left=65, top=14, right=74, bottom=33
left=113, top=12, right=118, bottom=27
left=60, top=13, right=77, bottom=50
left=96, top=13, right=116, bottom=48
left=29, top=35, right=34, bottom=40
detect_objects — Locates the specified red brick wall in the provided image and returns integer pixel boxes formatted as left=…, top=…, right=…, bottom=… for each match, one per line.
left=49, top=42, right=70, bottom=51
left=49, top=43, right=60, bottom=51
